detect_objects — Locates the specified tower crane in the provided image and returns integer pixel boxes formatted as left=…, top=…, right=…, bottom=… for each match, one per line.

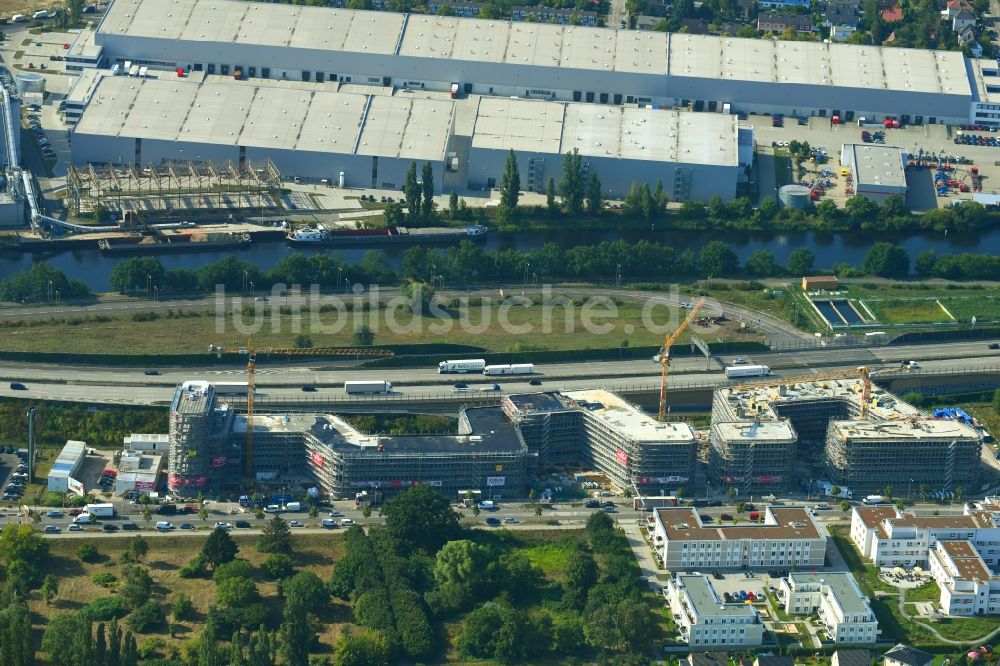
left=730, top=364, right=912, bottom=420
left=208, top=340, right=394, bottom=480
left=658, top=298, right=706, bottom=422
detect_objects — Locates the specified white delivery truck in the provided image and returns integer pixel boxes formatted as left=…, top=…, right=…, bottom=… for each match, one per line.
left=344, top=380, right=393, bottom=395
left=863, top=495, right=886, bottom=505
left=285, top=501, right=302, bottom=512
left=438, top=359, right=486, bottom=374
left=724, top=364, right=771, bottom=379
left=483, top=363, right=534, bottom=376
left=85, top=503, right=116, bottom=517
left=73, top=513, right=95, bottom=524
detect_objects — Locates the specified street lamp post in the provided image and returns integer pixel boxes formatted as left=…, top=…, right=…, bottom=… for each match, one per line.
left=146, top=274, right=152, bottom=298
left=523, top=262, right=530, bottom=286
left=337, top=267, right=342, bottom=293
left=47, top=280, right=52, bottom=303
left=250, top=281, right=255, bottom=300
left=243, top=271, right=248, bottom=295
left=615, top=263, right=622, bottom=291
left=908, top=478, right=913, bottom=500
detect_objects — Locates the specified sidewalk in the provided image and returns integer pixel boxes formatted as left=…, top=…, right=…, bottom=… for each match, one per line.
left=620, top=519, right=663, bottom=585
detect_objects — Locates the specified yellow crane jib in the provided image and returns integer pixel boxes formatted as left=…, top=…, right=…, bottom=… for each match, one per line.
left=658, top=297, right=706, bottom=422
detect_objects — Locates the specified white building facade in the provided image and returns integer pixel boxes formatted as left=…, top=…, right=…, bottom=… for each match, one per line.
left=667, top=574, right=764, bottom=648
left=780, top=573, right=880, bottom=643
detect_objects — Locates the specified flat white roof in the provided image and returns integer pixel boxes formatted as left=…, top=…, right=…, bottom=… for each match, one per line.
left=563, top=389, right=697, bottom=443
left=845, top=143, right=907, bottom=189
left=74, top=74, right=452, bottom=161
left=830, top=417, right=981, bottom=440
left=98, top=0, right=972, bottom=97
left=67, top=29, right=103, bottom=59
left=472, top=97, right=737, bottom=166
left=713, top=420, right=797, bottom=442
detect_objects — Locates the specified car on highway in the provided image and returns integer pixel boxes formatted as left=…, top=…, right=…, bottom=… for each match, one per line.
left=990, top=343, right=1000, bottom=350
left=68, top=509, right=82, bottom=516
left=485, top=517, right=502, bottom=526
left=144, top=369, right=160, bottom=376
left=102, top=524, right=118, bottom=532
left=528, top=379, right=542, bottom=386
left=480, top=384, right=501, bottom=391
left=235, top=520, right=252, bottom=529
left=602, top=506, right=617, bottom=513
left=900, top=360, right=919, bottom=369
left=503, top=517, right=519, bottom=524
left=155, top=521, right=174, bottom=531
left=301, top=385, right=317, bottom=392
left=584, top=499, right=600, bottom=508
left=8, top=382, right=26, bottom=390
left=68, top=524, right=83, bottom=532
left=122, top=522, right=139, bottom=531
left=180, top=523, right=194, bottom=530
left=44, top=510, right=63, bottom=518
left=328, top=510, right=342, bottom=517
left=731, top=357, right=747, bottom=365
left=215, top=522, right=232, bottom=530
left=43, top=525, right=60, bottom=533
left=340, top=518, right=355, bottom=526
left=453, top=383, right=468, bottom=389
left=288, top=520, right=304, bottom=527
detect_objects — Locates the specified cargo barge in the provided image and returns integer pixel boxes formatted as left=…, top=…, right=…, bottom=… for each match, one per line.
left=98, top=230, right=252, bottom=254
left=287, top=224, right=487, bottom=246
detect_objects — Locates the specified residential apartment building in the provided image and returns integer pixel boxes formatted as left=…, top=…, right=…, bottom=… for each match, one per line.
left=928, top=540, right=1000, bottom=616
left=780, top=573, right=880, bottom=643
left=652, top=507, right=827, bottom=570
left=666, top=574, right=764, bottom=648
left=851, top=504, right=1000, bottom=568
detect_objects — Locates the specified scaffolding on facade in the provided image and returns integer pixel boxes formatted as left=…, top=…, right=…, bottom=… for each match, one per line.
left=65, top=159, right=284, bottom=218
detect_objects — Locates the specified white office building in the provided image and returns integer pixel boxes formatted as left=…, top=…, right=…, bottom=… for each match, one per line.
left=46, top=440, right=87, bottom=493
left=928, top=540, right=1000, bottom=616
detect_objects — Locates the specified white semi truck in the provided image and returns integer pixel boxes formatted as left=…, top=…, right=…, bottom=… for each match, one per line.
left=344, top=380, right=393, bottom=395
left=483, top=364, right=534, bottom=376
left=438, top=359, right=486, bottom=374
left=724, top=364, right=771, bottom=379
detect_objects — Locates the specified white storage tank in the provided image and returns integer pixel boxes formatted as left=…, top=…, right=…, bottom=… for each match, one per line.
left=14, top=71, right=45, bottom=95
left=778, top=184, right=812, bottom=210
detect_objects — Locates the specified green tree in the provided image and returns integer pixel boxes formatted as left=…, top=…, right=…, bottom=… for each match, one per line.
left=213, top=559, right=255, bottom=585
left=840, top=500, right=852, bottom=514
left=498, top=149, right=521, bottom=225
left=279, top=604, right=312, bottom=666
left=282, top=571, right=329, bottom=613
left=216, top=577, right=260, bottom=608
left=844, top=194, right=880, bottom=227
left=42, top=613, right=90, bottom=666
left=119, top=565, right=153, bottom=610
left=257, top=515, right=293, bottom=554
left=883, top=485, right=894, bottom=500
left=171, top=592, right=194, bottom=622
left=353, top=324, right=375, bottom=346
left=109, top=257, right=166, bottom=294
left=563, top=550, right=598, bottom=607
left=830, top=486, right=841, bottom=496
left=449, top=190, right=460, bottom=218
left=745, top=249, right=779, bottom=277
left=585, top=172, right=603, bottom=215
left=201, top=526, right=239, bottom=569
left=863, top=242, right=909, bottom=278
left=68, top=0, right=85, bottom=22
left=432, top=540, right=495, bottom=611
left=333, top=629, right=389, bottom=666
left=42, top=574, right=58, bottom=605
left=382, top=484, right=460, bottom=553
left=383, top=200, right=404, bottom=227
left=915, top=249, right=937, bottom=276
left=815, top=198, right=839, bottom=223
left=786, top=247, right=815, bottom=275
left=308, top=505, right=319, bottom=524
left=127, top=535, right=149, bottom=562
left=546, top=177, right=559, bottom=216
left=76, top=542, right=99, bottom=563
left=198, top=506, right=210, bottom=522
left=404, top=162, right=422, bottom=224
left=699, top=240, right=739, bottom=276
left=559, top=149, right=585, bottom=215
left=421, top=162, right=435, bottom=221
left=262, top=553, right=295, bottom=580
left=126, top=599, right=163, bottom=633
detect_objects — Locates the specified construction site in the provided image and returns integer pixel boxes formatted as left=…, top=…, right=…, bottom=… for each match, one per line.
left=64, top=158, right=284, bottom=219
left=709, top=367, right=984, bottom=495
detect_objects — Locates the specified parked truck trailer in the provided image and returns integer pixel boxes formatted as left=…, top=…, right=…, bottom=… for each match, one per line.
left=483, top=364, right=534, bottom=376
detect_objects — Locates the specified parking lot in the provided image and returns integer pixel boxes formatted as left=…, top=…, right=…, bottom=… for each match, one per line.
left=0, top=449, right=29, bottom=505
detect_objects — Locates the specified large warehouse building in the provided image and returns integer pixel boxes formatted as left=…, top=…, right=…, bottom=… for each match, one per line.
left=87, top=0, right=981, bottom=125
left=69, top=71, right=746, bottom=199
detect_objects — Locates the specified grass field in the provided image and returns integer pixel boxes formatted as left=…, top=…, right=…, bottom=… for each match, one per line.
left=937, top=296, right=1000, bottom=323
left=0, top=298, right=758, bottom=355
left=865, top=299, right=954, bottom=324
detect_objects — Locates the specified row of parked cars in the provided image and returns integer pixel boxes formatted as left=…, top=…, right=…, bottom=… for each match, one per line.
left=26, top=111, right=56, bottom=160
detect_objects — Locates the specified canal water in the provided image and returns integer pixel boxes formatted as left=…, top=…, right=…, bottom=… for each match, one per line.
left=0, top=227, right=997, bottom=291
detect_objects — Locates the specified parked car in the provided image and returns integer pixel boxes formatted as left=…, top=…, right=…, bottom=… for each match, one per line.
left=288, top=520, right=304, bottom=527
left=43, top=525, right=60, bottom=533
left=584, top=499, right=600, bottom=508
left=144, top=369, right=160, bottom=375
left=103, top=524, right=119, bottom=532
left=122, top=522, right=139, bottom=531
left=235, top=520, right=251, bottom=529
left=180, top=523, right=194, bottom=530
left=215, top=522, right=232, bottom=530
left=989, top=343, right=999, bottom=350
left=528, top=379, right=542, bottom=386
left=44, top=510, right=63, bottom=518
left=68, top=523, right=83, bottom=531
left=301, top=385, right=317, bottom=392
left=485, top=517, right=502, bottom=526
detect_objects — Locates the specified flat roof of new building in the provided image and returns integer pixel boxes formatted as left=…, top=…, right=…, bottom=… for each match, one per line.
left=67, top=29, right=103, bottom=59
left=171, top=382, right=215, bottom=415
left=97, top=0, right=972, bottom=98
left=845, top=143, right=907, bottom=189
left=504, top=392, right=567, bottom=413
left=713, top=420, right=797, bottom=442
left=657, top=506, right=823, bottom=541
left=890, top=512, right=989, bottom=529
left=236, top=406, right=523, bottom=454
left=563, top=389, right=697, bottom=443
left=787, top=572, right=871, bottom=615
left=675, top=574, right=761, bottom=618
left=471, top=97, right=737, bottom=166
left=829, top=417, right=981, bottom=441
left=74, top=74, right=452, bottom=161
left=65, top=68, right=106, bottom=105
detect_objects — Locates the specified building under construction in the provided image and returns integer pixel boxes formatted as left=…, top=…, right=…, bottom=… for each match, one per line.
left=166, top=382, right=696, bottom=498
left=710, top=377, right=982, bottom=495
left=65, top=158, right=283, bottom=219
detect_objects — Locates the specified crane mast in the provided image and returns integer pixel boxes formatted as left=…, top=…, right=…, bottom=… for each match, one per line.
left=658, top=298, right=706, bottom=422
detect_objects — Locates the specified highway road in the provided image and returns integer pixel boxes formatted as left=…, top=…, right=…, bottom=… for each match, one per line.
left=1, top=340, right=999, bottom=405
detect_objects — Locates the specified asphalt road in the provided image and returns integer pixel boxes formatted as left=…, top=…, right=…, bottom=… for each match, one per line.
left=0, top=340, right=997, bottom=405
